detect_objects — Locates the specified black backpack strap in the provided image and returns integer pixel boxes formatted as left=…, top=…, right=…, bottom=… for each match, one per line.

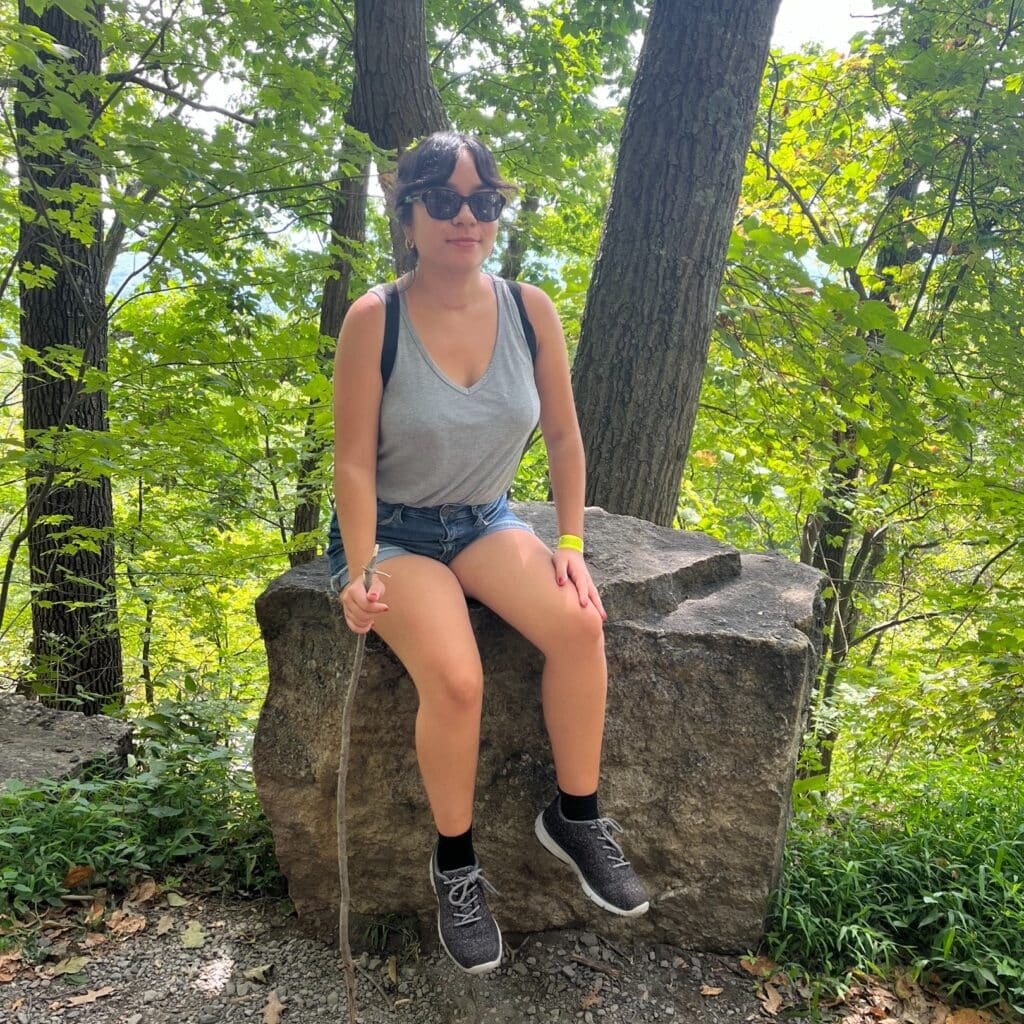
left=381, top=282, right=400, bottom=389
left=506, top=279, right=538, bottom=365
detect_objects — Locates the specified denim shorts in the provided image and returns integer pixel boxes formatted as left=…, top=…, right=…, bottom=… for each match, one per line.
left=326, top=494, right=534, bottom=593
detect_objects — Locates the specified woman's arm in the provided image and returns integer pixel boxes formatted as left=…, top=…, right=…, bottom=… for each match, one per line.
left=520, top=284, right=605, bottom=619
left=333, top=292, right=389, bottom=631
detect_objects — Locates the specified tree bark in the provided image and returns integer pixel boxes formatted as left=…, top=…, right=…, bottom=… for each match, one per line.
left=16, top=0, right=124, bottom=713
left=499, top=193, right=539, bottom=282
left=347, top=0, right=450, bottom=273
left=348, top=0, right=449, bottom=151
left=291, top=141, right=371, bottom=565
left=572, top=0, right=782, bottom=526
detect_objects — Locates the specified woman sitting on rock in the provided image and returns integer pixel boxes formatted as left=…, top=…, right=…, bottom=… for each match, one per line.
left=326, top=131, right=648, bottom=975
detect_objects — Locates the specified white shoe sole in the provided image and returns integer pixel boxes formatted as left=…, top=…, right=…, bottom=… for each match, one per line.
left=534, top=811, right=650, bottom=918
left=429, top=854, right=503, bottom=975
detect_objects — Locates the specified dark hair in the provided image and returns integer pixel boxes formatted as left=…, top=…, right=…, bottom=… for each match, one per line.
left=394, top=132, right=514, bottom=225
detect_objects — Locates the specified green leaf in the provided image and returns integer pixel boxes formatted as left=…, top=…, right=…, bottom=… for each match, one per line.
left=852, top=300, right=897, bottom=331
left=884, top=330, right=929, bottom=356
left=817, top=243, right=861, bottom=268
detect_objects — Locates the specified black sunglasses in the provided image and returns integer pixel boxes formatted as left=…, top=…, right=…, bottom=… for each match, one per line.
left=405, top=187, right=506, bottom=222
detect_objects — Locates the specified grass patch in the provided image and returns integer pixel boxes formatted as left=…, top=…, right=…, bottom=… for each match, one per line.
left=766, top=756, right=1024, bottom=1014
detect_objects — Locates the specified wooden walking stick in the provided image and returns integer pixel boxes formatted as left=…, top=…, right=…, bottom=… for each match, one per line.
left=336, top=544, right=380, bottom=1024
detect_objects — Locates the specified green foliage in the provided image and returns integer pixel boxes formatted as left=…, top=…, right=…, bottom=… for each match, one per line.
left=680, top=0, right=1024, bottom=785
left=511, top=432, right=551, bottom=502
left=767, top=757, right=1024, bottom=1012
left=0, top=697, right=283, bottom=917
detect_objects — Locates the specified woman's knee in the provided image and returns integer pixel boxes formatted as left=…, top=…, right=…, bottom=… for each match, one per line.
left=540, top=603, right=605, bottom=659
left=417, top=662, right=484, bottom=713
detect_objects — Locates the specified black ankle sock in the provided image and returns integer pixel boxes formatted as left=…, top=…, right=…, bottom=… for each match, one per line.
left=437, top=826, right=475, bottom=872
left=558, top=787, right=599, bottom=822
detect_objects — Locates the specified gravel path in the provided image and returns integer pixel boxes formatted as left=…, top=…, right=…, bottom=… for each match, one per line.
left=2, top=894, right=778, bottom=1024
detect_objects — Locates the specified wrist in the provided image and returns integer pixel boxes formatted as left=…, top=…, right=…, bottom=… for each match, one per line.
left=556, top=533, right=584, bottom=553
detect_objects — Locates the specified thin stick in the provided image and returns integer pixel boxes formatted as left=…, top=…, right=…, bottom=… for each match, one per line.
left=337, top=544, right=379, bottom=1024
left=569, top=953, right=621, bottom=979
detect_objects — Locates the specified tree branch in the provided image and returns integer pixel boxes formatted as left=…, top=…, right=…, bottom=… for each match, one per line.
left=114, top=74, right=259, bottom=126
left=848, top=611, right=947, bottom=649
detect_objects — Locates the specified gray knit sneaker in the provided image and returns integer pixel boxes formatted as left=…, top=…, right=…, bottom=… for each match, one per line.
left=429, top=847, right=503, bottom=974
left=535, top=796, right=650, bottom=917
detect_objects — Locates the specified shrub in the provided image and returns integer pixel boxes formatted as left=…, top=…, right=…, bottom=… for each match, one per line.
left=0, top=697, right=284, bottom=917
left=766, top=756, right=1024, bottom=1013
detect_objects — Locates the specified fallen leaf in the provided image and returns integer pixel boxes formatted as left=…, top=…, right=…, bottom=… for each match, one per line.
left=10, top=997, right=22, bottom=1009
left=0, top=950, right=23, bottom=983
left=701, top=986, right=724, bottom=997
left=51, top=955, right=91, bottom=976
left=894, top=973, right=918, bottom=1001
left=82, top=933, right=108, bottom=949
left=84, top=898, right=105, bottom=927
left=759, top=982, right=784, bottom=1015
left=68, top=985, right=115, bottom=1005
left=165, top=892, right=190, bottom=907
left=157, top=915, right=175, bottom=936
left=126, top=878, right=160, bottom=905
left=181, top=920, right=206, bottom=949
left=387, top=954, right=398, bottom=985
left=740, top=955, right=777, bottom=978
left=868, top=983, right=897, bottom=1009
left=581, top=980, right=604, bottom=1009
left=946, top=1012, right=991, bottom=1024
left=263, top=989, right=285, bottom=1024
left=243, top=964, right=274, bottom=984
left=62, top=865, right=95, bottom=888
left=106, top=910, right=147, bottom=937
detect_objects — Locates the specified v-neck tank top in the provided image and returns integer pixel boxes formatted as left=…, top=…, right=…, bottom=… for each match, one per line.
left=370, top=275, right=541, bottom=506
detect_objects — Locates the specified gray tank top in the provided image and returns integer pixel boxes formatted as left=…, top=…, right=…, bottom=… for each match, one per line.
left=371, top=275, right=540, bottom=506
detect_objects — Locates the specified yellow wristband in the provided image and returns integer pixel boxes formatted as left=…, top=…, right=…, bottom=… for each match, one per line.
left=556, top=534, right=584, bottom=553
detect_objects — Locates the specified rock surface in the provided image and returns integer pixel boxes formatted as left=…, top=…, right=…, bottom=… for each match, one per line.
left=253, top=503, right=823, bottom=952
left=0, top=693, right=134, bottom=785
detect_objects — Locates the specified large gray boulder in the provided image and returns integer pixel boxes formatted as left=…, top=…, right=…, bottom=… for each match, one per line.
left=253, top=503, right=822, bottom=952
left=0, top=693, right=134, bottom=785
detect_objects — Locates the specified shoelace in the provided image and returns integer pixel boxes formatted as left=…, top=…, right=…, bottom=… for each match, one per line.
left=589, top=817, right=631, bottom=869
left=442, top=866, right=500, bottom=927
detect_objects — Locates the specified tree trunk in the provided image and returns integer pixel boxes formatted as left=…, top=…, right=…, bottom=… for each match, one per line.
left=572, top=0, right=782, bottom=526
left=347, top=0, right=450, bottom=273
left=499, top=193, right=539, bottom=281
left=16, top=0, right=123, bottom=713
left=291, top=141, right=371, bottom=565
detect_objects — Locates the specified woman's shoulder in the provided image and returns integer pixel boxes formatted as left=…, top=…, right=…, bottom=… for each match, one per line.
left=340, top=287, right=390, bottom=345
left=509, top=280, right=558, bottom=328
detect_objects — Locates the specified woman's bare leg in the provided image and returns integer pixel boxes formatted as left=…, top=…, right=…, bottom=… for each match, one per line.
left=370, top=555, right=483, bottom=835
left=450, top=530, right=606, bottom=795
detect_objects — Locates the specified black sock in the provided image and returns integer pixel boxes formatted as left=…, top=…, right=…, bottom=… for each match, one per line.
left=558, top=787, right=599, bottom=822
left=437, top=826, right=475, bottom=872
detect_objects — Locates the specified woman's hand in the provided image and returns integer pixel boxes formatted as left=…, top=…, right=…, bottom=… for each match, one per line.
left=552, top=549, right=607, bottom=621
left=339, top=575, right=389, bottom=634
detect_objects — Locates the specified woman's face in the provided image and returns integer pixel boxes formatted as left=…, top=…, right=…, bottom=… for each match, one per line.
left=404, top=148, right=500, bottom=271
